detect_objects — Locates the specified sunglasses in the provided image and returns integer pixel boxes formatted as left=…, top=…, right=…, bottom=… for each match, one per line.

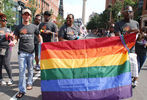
left=66, top=17, right=72, bottom=20
left=35, top=18, right=41, bottom=20
left=123, top=10, right=133, bottom=13
left=0, top=19, right=7, bottom=22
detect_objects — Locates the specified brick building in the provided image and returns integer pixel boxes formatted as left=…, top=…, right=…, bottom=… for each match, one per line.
left=141, top=0, right=147, bottom=28
left=14, top=0, right=59, bottom=22
left=105, top=0, right=124, bottom=9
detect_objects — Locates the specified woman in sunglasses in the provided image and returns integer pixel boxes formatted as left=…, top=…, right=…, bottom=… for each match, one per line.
left=0, top=13, right=14, bottom=86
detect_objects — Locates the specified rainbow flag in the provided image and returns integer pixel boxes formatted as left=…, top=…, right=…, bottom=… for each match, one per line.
left=40, top=33, right=136, bottom=100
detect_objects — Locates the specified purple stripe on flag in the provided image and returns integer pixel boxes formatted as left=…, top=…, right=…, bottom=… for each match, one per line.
left=42, top=85, right=132, bottom=100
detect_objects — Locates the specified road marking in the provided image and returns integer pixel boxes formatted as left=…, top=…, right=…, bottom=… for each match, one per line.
left=10, top=71, right=40, bottom=100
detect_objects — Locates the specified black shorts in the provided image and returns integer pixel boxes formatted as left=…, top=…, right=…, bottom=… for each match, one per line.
left=34, top=43, right=39, bottom=56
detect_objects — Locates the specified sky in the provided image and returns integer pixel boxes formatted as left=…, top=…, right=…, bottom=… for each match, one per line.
left=64, top=0, right=106, bottom=23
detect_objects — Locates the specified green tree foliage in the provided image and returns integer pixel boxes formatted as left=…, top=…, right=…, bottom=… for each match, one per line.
left=0, top=0, right=16, bottom=27
left=87, top=14, right=99, bottom=30
left=28, top=0, right=37, bottom=20
left=56, top=15, right=65, bottom=28
left=112, top=0, right=123, bottom=22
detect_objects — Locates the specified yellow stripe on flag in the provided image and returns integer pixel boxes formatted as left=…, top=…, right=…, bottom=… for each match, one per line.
left=40, top=53, right=128, bottom=70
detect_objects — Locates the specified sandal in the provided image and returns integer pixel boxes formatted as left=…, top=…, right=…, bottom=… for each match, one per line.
left=16, top=92, right=25, bottom=98
left=27, top=85, right=33, bottom=90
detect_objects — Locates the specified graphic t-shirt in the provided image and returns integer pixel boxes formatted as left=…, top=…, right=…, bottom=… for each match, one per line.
left=14, top=24, right=39, bottom=53
left=114, top=19, right=139, bottom=35
left=39, top=22, right=57, bottom=42
left=0, top=27, right=11, bottom=48
left=114, top=19, right=139, bottom=53
left=58, top=24, right=80, bottom=40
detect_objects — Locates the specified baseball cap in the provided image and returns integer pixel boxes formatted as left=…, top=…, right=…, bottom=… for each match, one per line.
left=44, top=11, right=51, bottom=16
left=22, top=9, right=32, bottom=15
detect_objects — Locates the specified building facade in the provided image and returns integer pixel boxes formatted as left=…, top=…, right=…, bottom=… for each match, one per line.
left=105, top=0, right=124, bottom=9
left=141, top=0, right=147, bottom=28
left=13, top=0, right=59, bottom=23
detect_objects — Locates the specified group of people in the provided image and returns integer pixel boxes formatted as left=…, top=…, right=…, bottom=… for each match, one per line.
left=0, top=8, right=81, bottom=98
left=0, top=5, right=146, bottom=99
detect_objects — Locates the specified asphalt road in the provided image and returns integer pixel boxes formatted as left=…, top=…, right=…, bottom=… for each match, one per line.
left=0, top=42, right=147, bottom=100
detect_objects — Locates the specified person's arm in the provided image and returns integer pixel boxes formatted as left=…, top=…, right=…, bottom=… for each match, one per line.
left=58, top=37, right=68, bottom=41
left=38, top=34, right=43, bottom=43
left=9, top=26, right=19, bottom=46
left=114, top=22, right=121, bottom=36
left=58, top=25, right=68, bottom=41
left=9, top=35, right=18, bottom=46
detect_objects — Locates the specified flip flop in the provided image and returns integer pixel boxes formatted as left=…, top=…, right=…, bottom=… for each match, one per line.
left=16, top=92, right=25, bottom=98
left=27, top=85, right=33, bottom=90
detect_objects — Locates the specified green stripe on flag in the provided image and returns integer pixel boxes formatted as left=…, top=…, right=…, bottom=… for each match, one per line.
left=41, top=61, right=130, bottom=80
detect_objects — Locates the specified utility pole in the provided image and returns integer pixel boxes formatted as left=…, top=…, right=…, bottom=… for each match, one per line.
left=82, top=0, right=87, bottom=25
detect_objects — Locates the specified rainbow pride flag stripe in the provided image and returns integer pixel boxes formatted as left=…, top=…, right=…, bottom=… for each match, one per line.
left=41, top=33, right=136, bottom=100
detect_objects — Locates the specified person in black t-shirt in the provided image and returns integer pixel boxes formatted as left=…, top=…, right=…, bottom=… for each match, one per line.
left=114, top=6, right=139, bottom=88
left=12, top=9, right=42, bottom=98
left=39, top=11, right=58, bottom=42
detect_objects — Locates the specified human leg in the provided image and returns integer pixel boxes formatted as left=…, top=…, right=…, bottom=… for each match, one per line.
left=0, top=55, right=6, bottom=85
left=26, top=53, right=34, bottom=87
left=4, top=48, right=12, bottom=79
left=139, top=55, right=146, bottom=71
left=34, top=43, right=40, bottom=71
left=18, top=52, right=27, bottom=93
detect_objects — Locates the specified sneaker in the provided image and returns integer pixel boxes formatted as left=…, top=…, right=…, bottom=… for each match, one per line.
left=7, top=79, right=13, bottom=85
left=0, top=79, right=6, bottom=85
left=132, top=81, right=138, bottom=88
left=35, top=65, right=40, bottom=71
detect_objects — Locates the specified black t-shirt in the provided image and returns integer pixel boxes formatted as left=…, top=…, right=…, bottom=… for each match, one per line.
left=114, top=19, right=139, bottom=53
left=39, top=22, right=57, bottom=42
left=14, top=24, right=39, bottom=53
left=58, top=24, right=80, bottom=40
left=114, top=19, right=139, bottom=35
left=0, top=27, right=11, bottom=48
left=34, top=24, right=39, bottom=44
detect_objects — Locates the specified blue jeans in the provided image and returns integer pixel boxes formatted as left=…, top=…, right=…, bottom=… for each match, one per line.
left=18, top=51, right=34, bottom=93
left=137, top=55, right=146, bottom=73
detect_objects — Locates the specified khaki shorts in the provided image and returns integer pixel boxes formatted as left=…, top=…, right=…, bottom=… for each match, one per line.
left=129, top=53, right=139, bottom=77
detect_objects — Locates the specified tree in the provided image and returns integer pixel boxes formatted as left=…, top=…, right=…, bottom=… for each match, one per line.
left=0, top=0, right=16, bottom=27
left=111, top=0, right=123, bottom=22
left=28, top=0, right=37, bottom=20
left=56, top=15, right=65, bottom=28
left=87, top=14, right=99, bottom=30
